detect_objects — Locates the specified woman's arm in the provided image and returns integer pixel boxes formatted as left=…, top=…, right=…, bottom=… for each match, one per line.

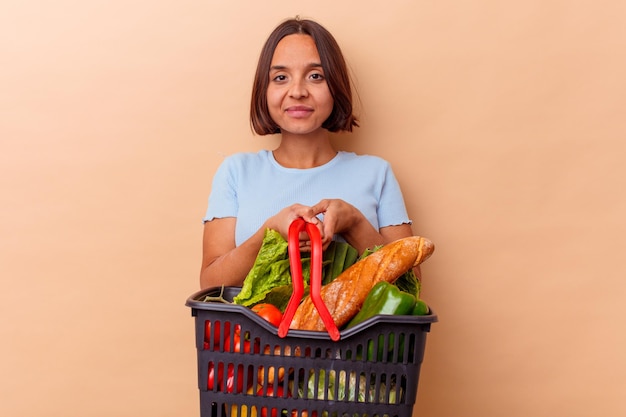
left=200, top=204, right=323, bottom=289
left=200, top=218, right=265, bottom=289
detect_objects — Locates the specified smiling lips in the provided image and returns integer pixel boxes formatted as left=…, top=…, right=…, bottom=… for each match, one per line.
left=285, top=105, right=313, bottom=118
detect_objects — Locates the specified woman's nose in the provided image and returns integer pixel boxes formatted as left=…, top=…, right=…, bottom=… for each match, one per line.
left=289, top=79, right=308, bottom=98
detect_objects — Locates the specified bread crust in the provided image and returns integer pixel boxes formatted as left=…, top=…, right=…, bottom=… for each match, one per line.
left=289, top=236, right=434, bottom=332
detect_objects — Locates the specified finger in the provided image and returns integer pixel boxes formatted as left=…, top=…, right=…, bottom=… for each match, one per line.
left=322, top=221, right=333, bottom=236
left=301, top=209, right=319, bottom=224
left=312, top=219, right=325, bottom=241
left=310, top=200, right=329, bottom=216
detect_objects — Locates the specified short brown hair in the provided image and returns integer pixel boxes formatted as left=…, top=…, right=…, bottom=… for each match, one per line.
left=250, top=18, right=359, bottom=135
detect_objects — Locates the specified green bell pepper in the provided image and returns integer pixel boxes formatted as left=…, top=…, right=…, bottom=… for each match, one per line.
left=411, top=298, right=429, bottom=316
left=345, top=281, right=419, bottom=362
left=346, top=281, right=417, bottom=328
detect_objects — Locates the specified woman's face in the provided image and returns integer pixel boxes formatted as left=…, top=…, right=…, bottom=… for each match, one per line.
left=266, top=34, right=334, bottom=136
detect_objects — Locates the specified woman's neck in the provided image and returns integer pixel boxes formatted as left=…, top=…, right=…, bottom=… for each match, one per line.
left=273, top=130, right=337, bottom=169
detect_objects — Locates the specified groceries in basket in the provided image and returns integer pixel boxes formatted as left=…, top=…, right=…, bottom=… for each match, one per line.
left=202, top=227, right=434, bottom=333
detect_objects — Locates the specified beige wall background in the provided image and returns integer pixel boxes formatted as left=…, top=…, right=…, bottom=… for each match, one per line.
left=2, top=1, right=624, bottom=416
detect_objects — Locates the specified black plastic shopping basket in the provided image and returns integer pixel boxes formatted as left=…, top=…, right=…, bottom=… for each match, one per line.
left=186, top=286, right=437, bottom=417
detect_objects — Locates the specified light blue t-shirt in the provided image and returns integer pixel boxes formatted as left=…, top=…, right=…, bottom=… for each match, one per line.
left=204, top=150, right=411, bottom=246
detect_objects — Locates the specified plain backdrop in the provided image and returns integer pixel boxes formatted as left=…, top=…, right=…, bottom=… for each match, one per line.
left=1, top=1, right=625, bottom=416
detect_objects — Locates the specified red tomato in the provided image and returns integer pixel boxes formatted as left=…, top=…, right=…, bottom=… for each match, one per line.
left=204, top=320, right=230, bottom=350
left=210, top=322, right=230, bottom=349
left=209, top=362, right=254, bottom=393
left=251, top=304, right=283, bottom=327
left=207, top=362, right=223, bottom=390
left=225, top=363, right=247, bottom=393
left=223, top=324, right=243, bottom=352
left=223, top=327, right=261, bottom=355
left=204, top=320, right=213, bottom=346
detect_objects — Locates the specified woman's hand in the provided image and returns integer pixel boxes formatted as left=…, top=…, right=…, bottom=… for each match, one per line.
left=263, top=201, right=366, bottom=251
left=305, top=199, right=382, bottom=252
left=306, top=199, right=355, bottom=246
left=263, top=203, right=324, bottom=249
left=308, top=199, right=415, bottom=254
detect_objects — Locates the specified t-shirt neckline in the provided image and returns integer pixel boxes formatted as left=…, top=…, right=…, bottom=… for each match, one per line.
left=267, top=150, right=344, bottom=172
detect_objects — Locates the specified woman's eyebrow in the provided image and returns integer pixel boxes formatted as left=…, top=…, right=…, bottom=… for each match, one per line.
left=270, top=62, right=323, bottom=71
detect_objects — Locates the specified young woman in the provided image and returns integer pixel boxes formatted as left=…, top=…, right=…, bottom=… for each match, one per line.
left=200, top=18, right=416, bottom=289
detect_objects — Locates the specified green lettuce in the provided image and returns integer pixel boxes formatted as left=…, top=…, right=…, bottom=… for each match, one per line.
left=233, top=229, right=291, bottom=306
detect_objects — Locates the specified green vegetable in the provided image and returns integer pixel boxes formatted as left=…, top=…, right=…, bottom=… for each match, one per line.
left=346, top=281, right=429, bottom=362
left=330, top=241, right=348, bottom=282
left=322, top=241, right=359, bottom=284
left=342, top=244, right=358, bottom=271
left=411, top=298, right=429, bottom=316
left=233, top=229, right=290, bottom=306
left=301, top=369, right=401, bottom=404
left=346, top=281, right=417, bottom=329
left=321, top=241, right=336, bottom=284
left=358, top=245, right=379, bottom=260
left=394, top=268, right=421, bottom=299
left=261, top=285, right=309, bottom=312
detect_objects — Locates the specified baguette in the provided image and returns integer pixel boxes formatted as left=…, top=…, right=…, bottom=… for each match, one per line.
left=289, top=236, right=434, bottom=332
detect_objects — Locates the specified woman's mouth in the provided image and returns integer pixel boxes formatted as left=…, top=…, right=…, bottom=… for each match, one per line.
left=285, top=106, right=313, bottom=118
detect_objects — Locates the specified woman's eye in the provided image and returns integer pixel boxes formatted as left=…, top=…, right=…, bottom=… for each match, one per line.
left=272, top=74, right=287, bottom=82
left=310, top=73, right=324, bottom=81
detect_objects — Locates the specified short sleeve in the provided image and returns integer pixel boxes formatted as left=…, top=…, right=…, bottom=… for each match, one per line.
left=203, top=157, right=239, bottom=222
left=377, top=163, right=412, bottom=227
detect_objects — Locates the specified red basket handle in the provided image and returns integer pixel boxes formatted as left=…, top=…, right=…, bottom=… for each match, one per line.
left=278, top=218, right=340, bottom=341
